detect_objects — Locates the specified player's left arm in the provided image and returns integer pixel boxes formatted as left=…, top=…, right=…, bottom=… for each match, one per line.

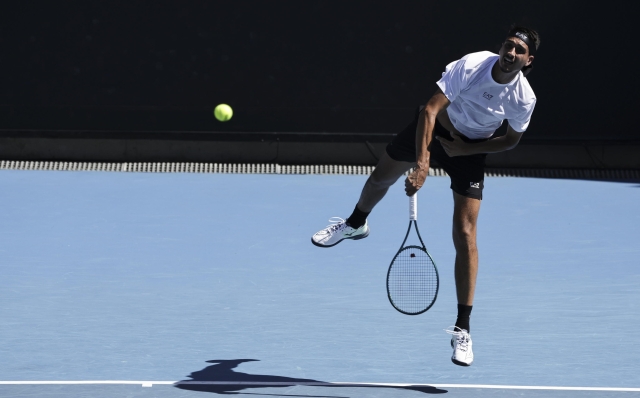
left=436, top=124, right=523, bottom=156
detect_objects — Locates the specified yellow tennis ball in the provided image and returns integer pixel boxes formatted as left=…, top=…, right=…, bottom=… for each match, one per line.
left=214, top=104, right=233, bottom=122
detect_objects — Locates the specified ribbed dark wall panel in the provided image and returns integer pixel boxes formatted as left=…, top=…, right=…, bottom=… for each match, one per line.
left=1, top=1, right=636, bottom=139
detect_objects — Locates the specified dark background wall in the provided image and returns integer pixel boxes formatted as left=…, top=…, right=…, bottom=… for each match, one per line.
left=1, top=0, right=637, bottom=140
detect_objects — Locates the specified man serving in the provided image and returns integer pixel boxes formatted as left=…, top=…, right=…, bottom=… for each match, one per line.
left=311, top=25, right=540, bottom=366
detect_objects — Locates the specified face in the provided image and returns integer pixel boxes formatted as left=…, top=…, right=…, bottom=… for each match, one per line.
left=498, top=38, right=534, bottom=73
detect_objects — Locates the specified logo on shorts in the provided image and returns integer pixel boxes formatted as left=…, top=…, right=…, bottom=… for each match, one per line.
left=483, top=92, right=493, bottom=100
left=470, top=182, right=480, bottom=189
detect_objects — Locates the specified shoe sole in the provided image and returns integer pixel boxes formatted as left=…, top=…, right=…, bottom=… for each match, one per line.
left=451, top=358, right=472, bottom=367
left=311, top=230, right=370, bottom=248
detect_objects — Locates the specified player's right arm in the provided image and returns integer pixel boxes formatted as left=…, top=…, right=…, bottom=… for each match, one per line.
left=405, top=89, right=450, bottom=196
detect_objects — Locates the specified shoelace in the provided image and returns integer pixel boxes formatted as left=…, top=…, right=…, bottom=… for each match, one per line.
left=445, top=326, right=470, bottom=352
left=322, top=217, right=348, bottom=234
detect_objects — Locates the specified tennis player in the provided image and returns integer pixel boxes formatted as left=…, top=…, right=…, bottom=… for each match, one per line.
left=311, top=25, right=539, bottom=366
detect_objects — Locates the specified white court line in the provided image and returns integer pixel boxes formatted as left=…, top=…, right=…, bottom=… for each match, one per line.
left=0, top=381, right=639, bottom=392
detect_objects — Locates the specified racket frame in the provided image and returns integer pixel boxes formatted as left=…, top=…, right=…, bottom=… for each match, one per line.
left=386, top=194, right=439, bottom=315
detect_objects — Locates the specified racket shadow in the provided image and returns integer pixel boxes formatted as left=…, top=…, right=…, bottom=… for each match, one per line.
left=174, top=359, right=447, bottom=396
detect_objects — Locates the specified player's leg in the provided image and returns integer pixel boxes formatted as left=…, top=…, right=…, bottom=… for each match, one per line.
left=452, top=192, right=480, bottom=310
left=448, top=191, right=481, bottom=366
left=428, top=119, right=485, bottom=366
left=311, top=107, right=420, bottom=248
left=311, top=152, right=413, bottom=248
left=354, top=152, right=414, bottom=214
left=428, top=121, right=485, bottom=329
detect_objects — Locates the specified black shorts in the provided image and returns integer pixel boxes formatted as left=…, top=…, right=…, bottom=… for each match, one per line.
left=386, top=108, right=488, bottom=200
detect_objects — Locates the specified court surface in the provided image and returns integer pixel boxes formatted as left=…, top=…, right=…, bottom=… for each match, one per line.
left=1, top=169, right=639, bottom=397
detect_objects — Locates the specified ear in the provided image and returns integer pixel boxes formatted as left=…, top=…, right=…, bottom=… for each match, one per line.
left=525, top=55, right=534, bottom=67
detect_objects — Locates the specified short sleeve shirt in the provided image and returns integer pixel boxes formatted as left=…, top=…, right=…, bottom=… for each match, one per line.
left=436, top=51, right=536, bottom=139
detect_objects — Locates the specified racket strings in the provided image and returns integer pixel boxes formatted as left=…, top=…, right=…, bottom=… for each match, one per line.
left=387, top=247, right=438, bottom=314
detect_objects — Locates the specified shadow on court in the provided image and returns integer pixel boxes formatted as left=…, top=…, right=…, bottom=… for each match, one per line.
left=175, top=359, right=447, bottom=396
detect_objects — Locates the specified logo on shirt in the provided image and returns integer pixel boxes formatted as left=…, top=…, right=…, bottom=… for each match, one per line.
left=482, top=92, right=493, bottom=100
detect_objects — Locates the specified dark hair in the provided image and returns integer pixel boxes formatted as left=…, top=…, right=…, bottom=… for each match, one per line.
left=508, top=24, right=540, bottom=54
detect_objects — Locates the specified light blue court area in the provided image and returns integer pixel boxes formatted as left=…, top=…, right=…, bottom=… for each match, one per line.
left=0, top=170, right=639, bottom=397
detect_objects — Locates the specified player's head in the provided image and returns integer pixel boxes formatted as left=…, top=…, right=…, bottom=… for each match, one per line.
left=498, top=25, right=540, bottom=75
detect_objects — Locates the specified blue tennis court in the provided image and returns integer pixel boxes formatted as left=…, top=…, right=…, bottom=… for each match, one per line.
left=1, top=168, right=639, bottom=397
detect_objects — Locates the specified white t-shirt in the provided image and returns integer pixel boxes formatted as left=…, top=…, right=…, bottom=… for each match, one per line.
left=436, top=51, right=536, bottom=139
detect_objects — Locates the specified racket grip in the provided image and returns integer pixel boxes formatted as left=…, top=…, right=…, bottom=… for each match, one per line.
left=410, top=193, right=417, bottom=220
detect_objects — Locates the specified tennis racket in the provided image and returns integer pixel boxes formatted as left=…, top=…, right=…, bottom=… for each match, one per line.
left=386, top=193, right=439, bottom=315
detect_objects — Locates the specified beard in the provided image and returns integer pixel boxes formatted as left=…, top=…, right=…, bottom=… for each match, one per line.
left=499, top=58, right=516, bottom=73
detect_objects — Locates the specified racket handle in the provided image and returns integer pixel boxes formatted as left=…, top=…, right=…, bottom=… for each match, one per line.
left=410, top=193, right=417, bottom=220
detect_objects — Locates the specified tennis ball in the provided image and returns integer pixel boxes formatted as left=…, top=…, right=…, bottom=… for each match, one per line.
left=214, top=104, right=233, bottom=122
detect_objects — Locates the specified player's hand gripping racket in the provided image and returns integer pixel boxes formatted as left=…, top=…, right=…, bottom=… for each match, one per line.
left=386, top=193, right=439, bottom=315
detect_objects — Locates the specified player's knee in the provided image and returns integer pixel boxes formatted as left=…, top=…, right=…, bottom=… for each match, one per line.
left=452, top=221, right=477, bottom=249
left=366, top=172, right=396, bottom=190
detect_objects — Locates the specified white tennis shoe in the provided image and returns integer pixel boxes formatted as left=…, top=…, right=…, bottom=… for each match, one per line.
left=446, top=326, right=474, bottom=366
left=311, top=217, right=369, bottom=248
